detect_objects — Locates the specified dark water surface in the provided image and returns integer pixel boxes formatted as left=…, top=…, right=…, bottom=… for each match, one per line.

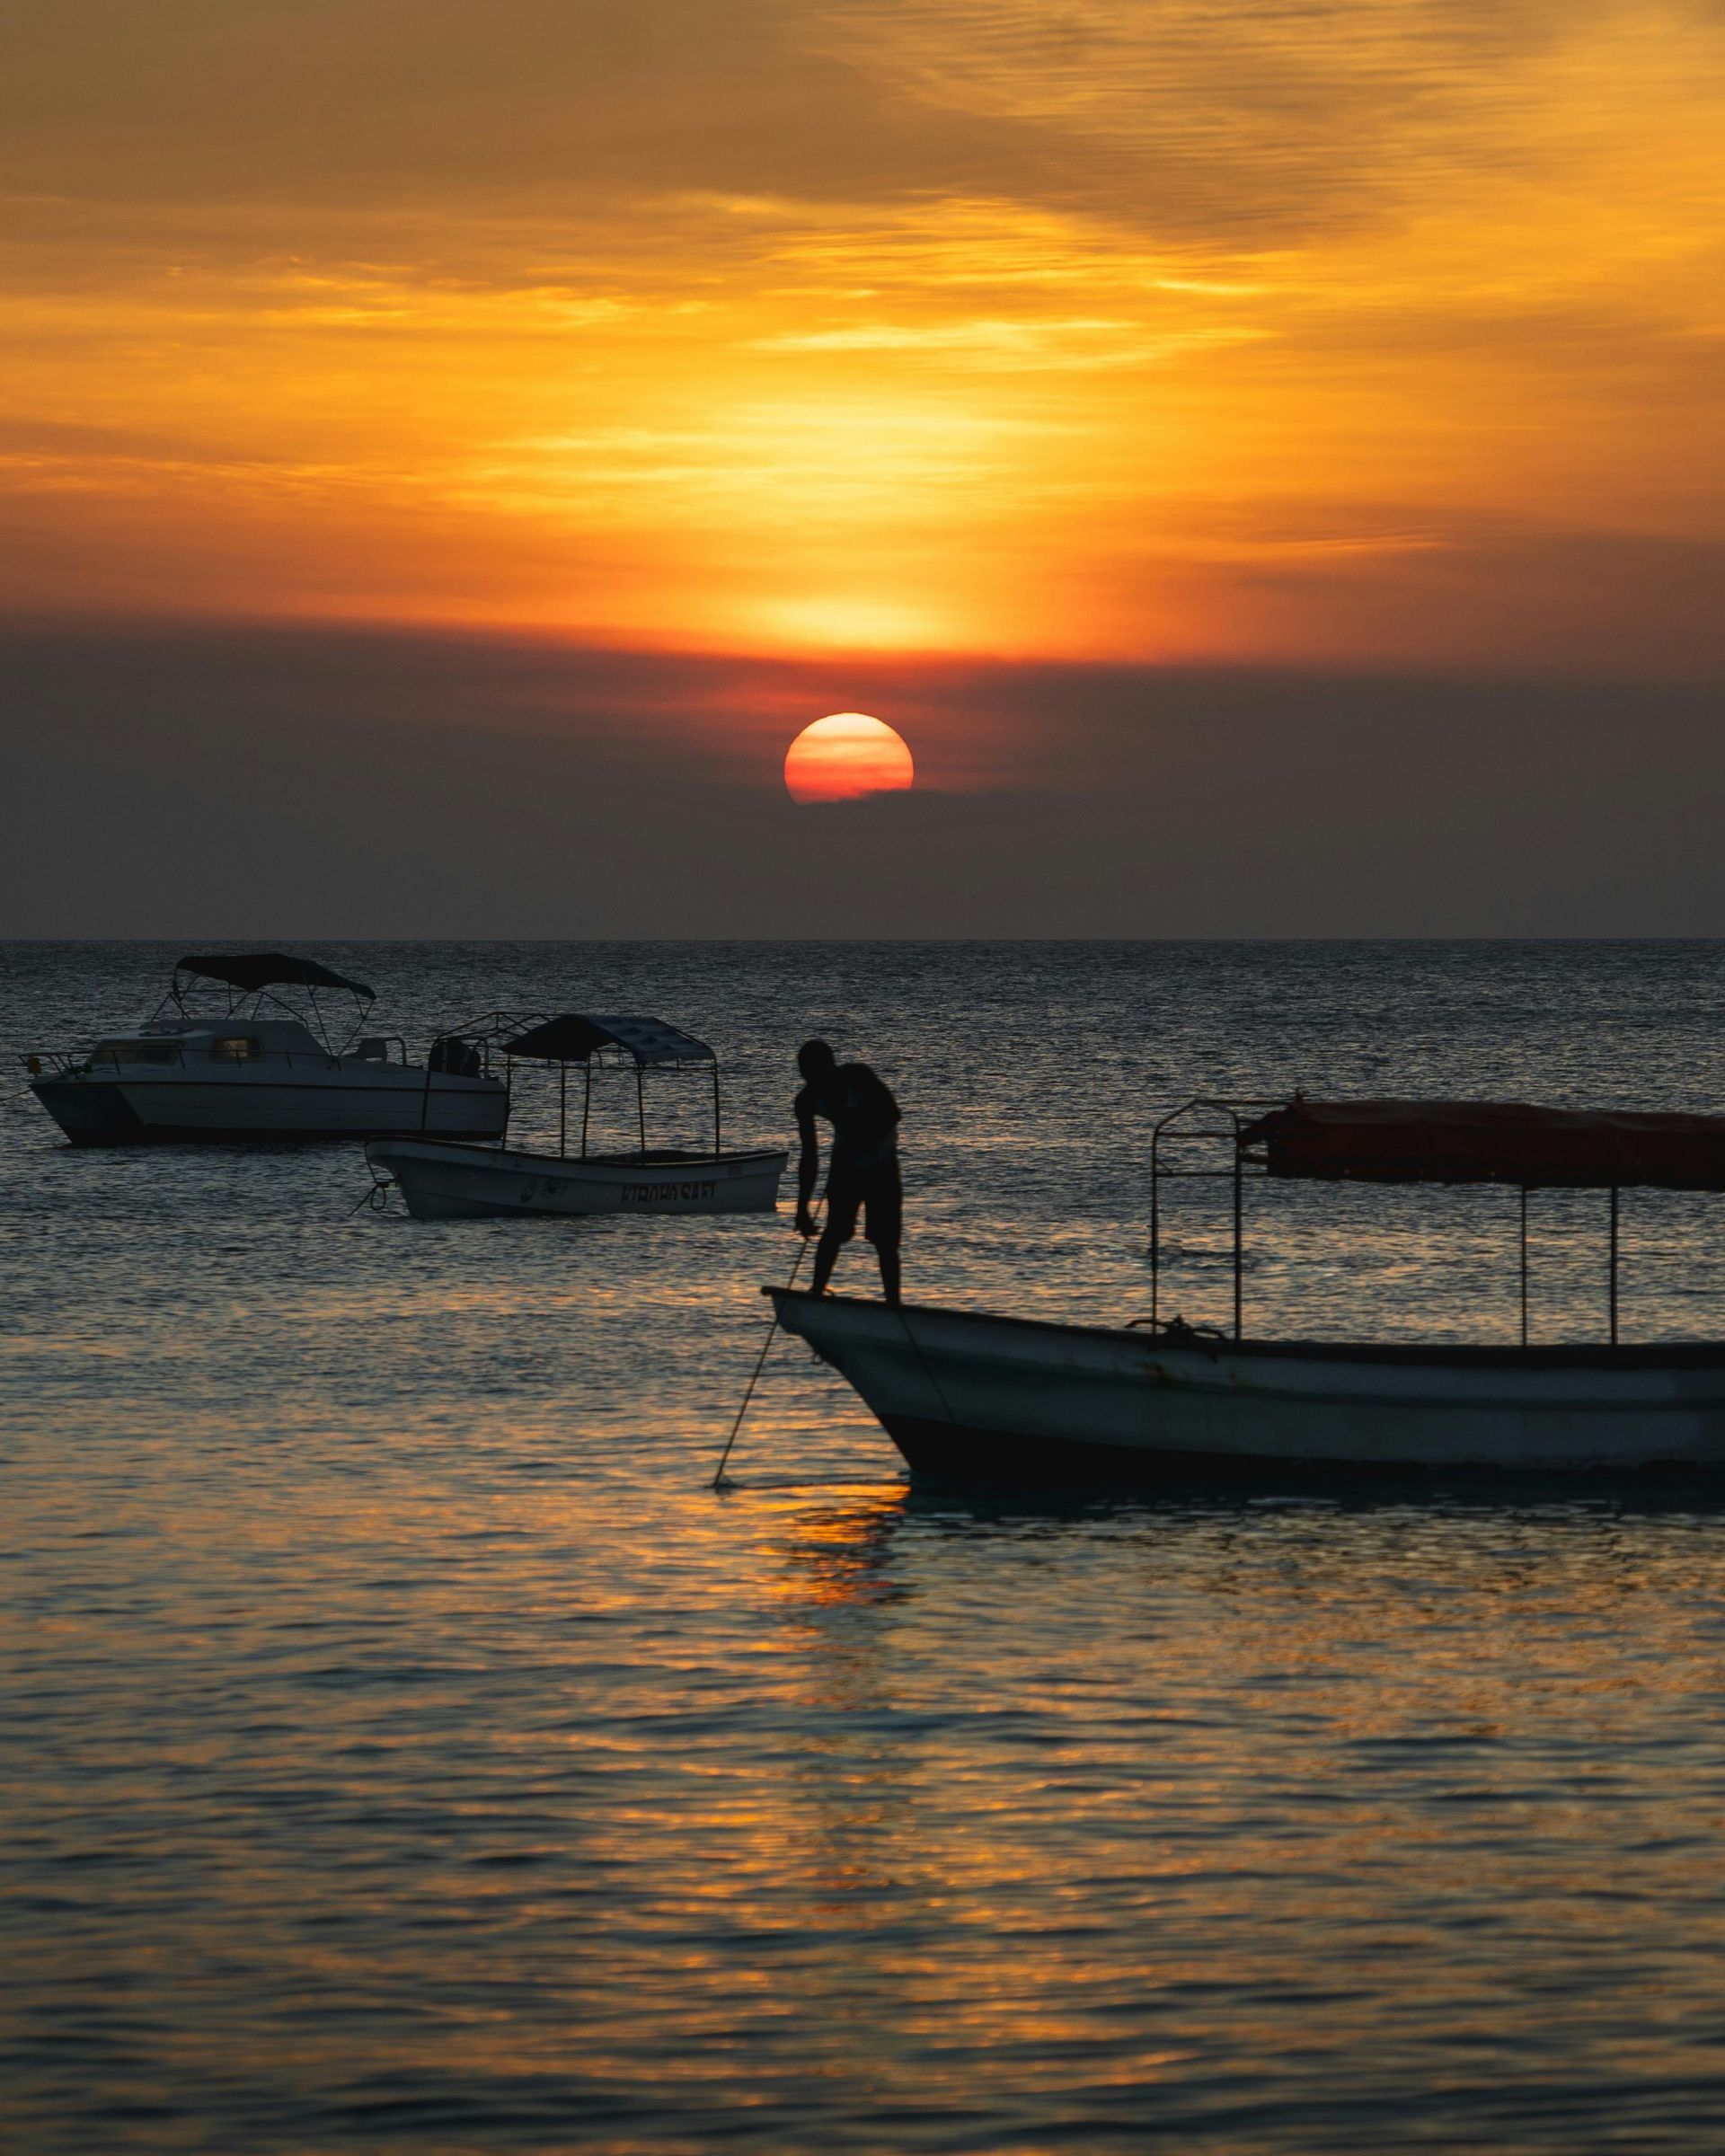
left=9, top=941, right=1725, bottom=2152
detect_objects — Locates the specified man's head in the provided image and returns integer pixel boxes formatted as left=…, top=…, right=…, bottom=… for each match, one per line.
left=798, top=1038, right=837, bottom=1082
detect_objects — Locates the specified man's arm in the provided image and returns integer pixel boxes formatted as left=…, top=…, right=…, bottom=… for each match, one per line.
left=795, top=1090, right=820, bottom=1234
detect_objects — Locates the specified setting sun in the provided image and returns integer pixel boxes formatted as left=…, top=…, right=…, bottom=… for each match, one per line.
left=783, top=712, right=916, bottom=804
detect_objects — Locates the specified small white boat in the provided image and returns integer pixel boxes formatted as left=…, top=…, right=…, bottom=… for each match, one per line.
left=371, top=1135, right=785, bottom=1219
left=367, top=1012, right=787, bottom=1221
left=24, top=953, right=509, bottom=1146
left=769, top=1093, right=1725, bottom=1485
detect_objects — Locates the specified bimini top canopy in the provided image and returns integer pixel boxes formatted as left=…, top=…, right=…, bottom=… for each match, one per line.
left=1243, top=1097, right=1725, bottom=1192
left=176, top=952, right=376, bottom=1000
left=500, top=1014, right=715, bottom=1066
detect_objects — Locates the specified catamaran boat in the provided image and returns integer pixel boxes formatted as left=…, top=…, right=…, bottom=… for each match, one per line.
left=772, top=1094, right=1725, bottom=1485
left=23, top=952, right=509, bottom=1145
left=366, top=1012, right=787, bottom=1219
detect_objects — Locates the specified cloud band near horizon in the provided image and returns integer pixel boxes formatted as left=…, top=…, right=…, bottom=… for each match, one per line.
left=1, top=0, right=1721, bottom=679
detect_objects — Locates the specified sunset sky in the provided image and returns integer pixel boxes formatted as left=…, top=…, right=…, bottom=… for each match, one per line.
left=4, top=1, right=1723, bottom=932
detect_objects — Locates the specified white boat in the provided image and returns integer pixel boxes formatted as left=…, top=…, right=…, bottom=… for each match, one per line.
left=366, top=1012, right=787, bottom=1220
left=771, top=1293, right=1725, bottom=1482
left=768, top=1093, right=1725, bottom=1485
left=24, top=953, right=509, bottom=1146
left=370, top=1135, right=785, bottom=1219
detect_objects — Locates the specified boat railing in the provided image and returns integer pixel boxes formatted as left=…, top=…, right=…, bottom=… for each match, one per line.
left=1149, top=1091, right=1689, bottom=1349
left=1148, top=1098, right=1284, bottom=1340
left=411, top=1011, right=545, bottom=1141
left=261, top=1043, right=419, bottom=1071
left=23, top=1046, right=194, bottom=1077
left=23, top=1037, right=418, bottom=1079
left=352, top=1035, right=411, bottom=1066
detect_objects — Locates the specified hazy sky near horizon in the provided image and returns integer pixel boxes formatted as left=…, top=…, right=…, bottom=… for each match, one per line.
left=6, top=622, right=1725, bottom=939
left=3, top=2, right=1722, bottom=931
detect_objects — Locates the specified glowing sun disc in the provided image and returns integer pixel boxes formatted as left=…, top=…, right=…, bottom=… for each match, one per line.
left=784, top=712, right=916, bottom=804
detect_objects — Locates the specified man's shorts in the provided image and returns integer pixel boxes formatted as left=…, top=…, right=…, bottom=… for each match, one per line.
left=825, top=1155, right=902, bottom=1249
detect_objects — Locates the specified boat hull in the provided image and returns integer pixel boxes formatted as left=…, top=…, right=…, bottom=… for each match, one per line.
left=770, top=1290, right=1725, bottom=1482
left=31, top=1073, right=508, bottom=1145
left=369, top=1137, right=788, bottom=1220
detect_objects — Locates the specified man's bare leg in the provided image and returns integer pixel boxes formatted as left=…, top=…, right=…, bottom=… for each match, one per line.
left=811, top=1224, right=845, bottom=1294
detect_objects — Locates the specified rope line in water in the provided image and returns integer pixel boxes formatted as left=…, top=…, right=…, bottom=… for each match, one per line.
left=711, top=1197, right=823, bottom=1489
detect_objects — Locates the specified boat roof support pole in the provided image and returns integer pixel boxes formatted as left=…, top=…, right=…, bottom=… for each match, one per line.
left=1233, top=1137, right=1244, bottom=1342
left=1610, top=1185, right=1620, bottom=1346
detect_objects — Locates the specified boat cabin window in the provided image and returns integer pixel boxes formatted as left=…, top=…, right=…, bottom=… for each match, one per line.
left=93, top=1041, right=178, bottom=1065
left=209, top=1036, right=263, bottom=1062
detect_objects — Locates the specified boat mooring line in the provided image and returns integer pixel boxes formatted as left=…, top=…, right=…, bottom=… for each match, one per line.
left=698, top=1475, right=902, bottom=1494
left=896, top=1303, right=960, bottom=1427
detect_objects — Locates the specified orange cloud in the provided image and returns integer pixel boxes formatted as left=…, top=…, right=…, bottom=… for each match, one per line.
left=0, top=2, right=1721, bottom=679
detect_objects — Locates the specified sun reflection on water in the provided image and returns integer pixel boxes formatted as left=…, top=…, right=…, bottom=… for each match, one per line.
left=13, top=940, right=1725, bottom=2145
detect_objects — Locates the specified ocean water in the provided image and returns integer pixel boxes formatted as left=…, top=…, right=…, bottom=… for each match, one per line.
left=8, top=939, right=1725, bottom=2152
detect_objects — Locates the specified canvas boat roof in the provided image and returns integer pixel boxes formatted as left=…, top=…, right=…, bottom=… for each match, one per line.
left=499, top=1014, right=716, bottom=1066
left=1243, top=1097, right=1725, bottom=1192
left=176, top=951, right=376, bottom=999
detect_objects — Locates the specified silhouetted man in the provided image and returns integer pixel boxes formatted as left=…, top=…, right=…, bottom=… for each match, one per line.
left=794, top=1039, right=902, bottom=1302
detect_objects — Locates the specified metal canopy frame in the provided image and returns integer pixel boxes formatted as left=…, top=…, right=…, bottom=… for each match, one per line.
left=156, top=967, right=376, bottom=1056
left=1148, top=1098, right=1281, bottom=1341
left=1149, top=1094, right=1631, bottom=1348
left=430, top=1010, right=725, bottom=1161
